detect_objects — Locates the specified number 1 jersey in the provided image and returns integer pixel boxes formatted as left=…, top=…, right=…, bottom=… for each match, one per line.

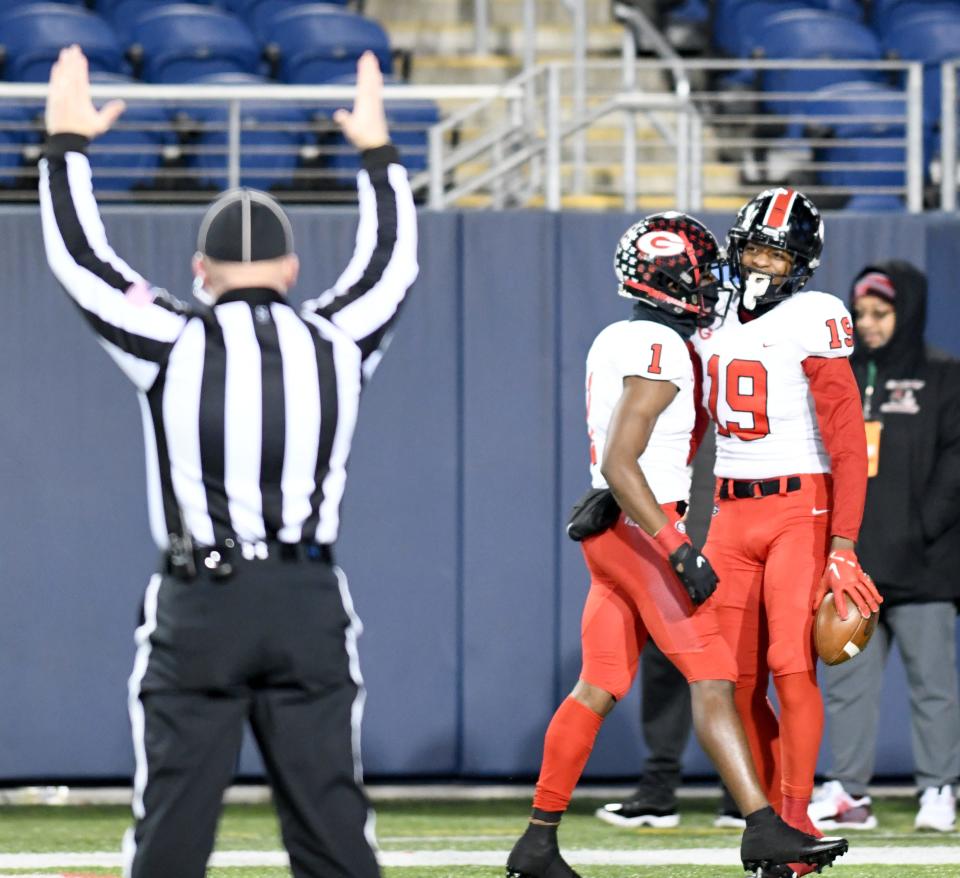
left=693, top=289, right=855, bottom=480
left=586, top=319, right=698, bottom=503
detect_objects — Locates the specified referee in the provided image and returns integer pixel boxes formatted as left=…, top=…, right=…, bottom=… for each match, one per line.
left=40, top=46, right=418, bottom=878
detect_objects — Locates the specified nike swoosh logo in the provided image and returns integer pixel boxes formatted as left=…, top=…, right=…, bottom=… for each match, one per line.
left=812, top=508, right=831, bottom=515
left=696, top=557, right=705, bottom=568
left=762, top=343, right=777, bottom=348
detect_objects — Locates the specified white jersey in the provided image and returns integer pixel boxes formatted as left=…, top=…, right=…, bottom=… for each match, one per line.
left=693, top=289, right=855, bottom=479
left=586, top=319, right=698, bottom=503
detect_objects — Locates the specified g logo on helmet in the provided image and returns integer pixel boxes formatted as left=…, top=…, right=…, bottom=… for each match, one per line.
left=637, top=229, right=686, bottom=258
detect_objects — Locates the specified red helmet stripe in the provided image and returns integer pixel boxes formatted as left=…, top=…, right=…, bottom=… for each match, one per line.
left=623, top=278, right=701, bottom=314
left=678, top=232, right=701, bottom=285
left=763, top=188, right=797, bottom=230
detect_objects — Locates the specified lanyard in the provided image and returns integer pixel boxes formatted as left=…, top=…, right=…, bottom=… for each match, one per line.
left=863, top=360, right=878, bottom=420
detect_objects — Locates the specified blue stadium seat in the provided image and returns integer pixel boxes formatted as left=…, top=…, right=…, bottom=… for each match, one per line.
left=809, top=81, right=907, bottom=192
left=0, top=4, right=124, bottom=82
left=714, top=0, right=863, bottom=56
left=714, top=0, right=809, bottom=57
left=131, top=5, right=262, bottom=84
left=179, top=73, right=313, bottom=191
left=100, top=0, right=219, bottom=44
left=870, top=0, right=960, bottom=29
left=754, top=10, right=883, bottom=115
left=264, top=5, right=392, bottom=84
left=240, top=0, right=352, bottom=40
left=315, top=75, right=437, bottom=179
left=0, top=105, right=37, bottom=186
left=874, top=1, right=960, bottom=37
left=882, top=11, right=960, bottom=129
left=87, top=73, right=176, bottom=192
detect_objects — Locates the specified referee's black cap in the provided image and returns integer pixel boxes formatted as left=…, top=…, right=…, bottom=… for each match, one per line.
left=197, top=188, right=295, bottom=263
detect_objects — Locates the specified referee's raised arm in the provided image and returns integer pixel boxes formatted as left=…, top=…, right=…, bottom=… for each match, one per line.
left=39, top=46, right=188, bottom=390
left=303, top=51, right=419, bottom=375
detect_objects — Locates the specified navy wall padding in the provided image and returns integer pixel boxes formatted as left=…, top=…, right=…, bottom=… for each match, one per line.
left=0, top=206, right=957, bottom=782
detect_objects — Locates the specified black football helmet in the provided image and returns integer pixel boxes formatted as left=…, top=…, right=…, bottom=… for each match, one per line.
left=615, top=211, right=723, bottom=325
left=727, top=187, right=824, bottom=308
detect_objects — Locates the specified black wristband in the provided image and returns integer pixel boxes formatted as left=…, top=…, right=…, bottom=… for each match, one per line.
left=44, top=133, right=91, bottom=159
left=361, top=143, right=399, bottom=170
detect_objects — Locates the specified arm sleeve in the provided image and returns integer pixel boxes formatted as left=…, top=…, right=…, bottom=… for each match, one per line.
left=802, top=355, right=868, bottom=541
left=39, top=134, right=189, bottom=391
left=920, top=363, right=960, bottom=542
left=302, top=144, right=418, bottom=377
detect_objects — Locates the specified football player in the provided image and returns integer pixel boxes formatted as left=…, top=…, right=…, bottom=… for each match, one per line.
left=506, top=213, right=848, bottom=878
left=695, top=189, right=882, bottom=875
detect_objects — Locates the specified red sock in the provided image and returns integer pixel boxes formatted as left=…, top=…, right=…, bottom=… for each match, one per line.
left=782, top=794, right=820, bottom=837
left=774, top=670, right=823, bottom=807
left=532, top=697, right=604, bottom=813
left=734, top=680, right=782, bottom=814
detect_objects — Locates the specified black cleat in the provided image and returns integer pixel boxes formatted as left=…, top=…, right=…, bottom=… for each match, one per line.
left=741, top=813, right=848, bottom=874
left=506, top=823, right=582, bottom=878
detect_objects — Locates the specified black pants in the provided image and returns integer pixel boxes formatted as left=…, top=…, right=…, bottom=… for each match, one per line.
left=640, top=639, right=692, bottom=790
left=124, top=556, right=379, bottom=878
left=641, top=640, right=740, bottom=813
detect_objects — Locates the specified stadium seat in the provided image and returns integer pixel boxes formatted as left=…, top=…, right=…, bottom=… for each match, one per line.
left=870, top=0, right=960, bottom=29
left=883, top=10, right=960, bottom=141
left=874, top=1, right=960, bottom=37
left=178, top=73, right=313, bottom=191
left=86, top=72, right=176, bottom=193
left=0, top=105, right=37, bottom=186
left=809, top=81, right=907, bottom=192
left=714, top=0, right=864, bottom=57
left=754, top=10, right=884, bottom=115
left=100, top=0, right=219, bottom=44
left=0, top=4, right=124, bottom=82
left=239, top=0, right=353, bottom=40
left=264, top=5, right=392, bottom=84
left=313, top=75, right=436, bottom=182
left=714, top=0, right=808, bottom=57
left=131, top=5, right=262, bottom=84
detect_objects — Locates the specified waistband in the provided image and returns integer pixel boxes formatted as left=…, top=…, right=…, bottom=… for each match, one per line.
left=717, top=475, right=802, bottom=500
left=164, top=538, right=334, bottom=581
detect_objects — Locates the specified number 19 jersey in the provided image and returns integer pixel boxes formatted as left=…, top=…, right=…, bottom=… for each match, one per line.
left=693, top=290, right=855, bottom=480
left=586, top=319, right=697, bottom=503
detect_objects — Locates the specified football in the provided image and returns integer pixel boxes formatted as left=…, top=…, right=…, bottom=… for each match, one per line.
left=815, top=593, right=879, bottom=666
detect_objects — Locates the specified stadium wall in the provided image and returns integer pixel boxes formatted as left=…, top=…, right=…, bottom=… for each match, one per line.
left=1, top=207, right=958, bottom=782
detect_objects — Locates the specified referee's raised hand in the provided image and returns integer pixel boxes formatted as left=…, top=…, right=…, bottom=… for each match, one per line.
left=333, top=50, right=390, bottom=151
left=45, top=44, right=125, bottom=139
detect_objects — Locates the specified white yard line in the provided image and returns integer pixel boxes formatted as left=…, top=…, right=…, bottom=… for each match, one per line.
left=2, top=847, right=960, bottom=869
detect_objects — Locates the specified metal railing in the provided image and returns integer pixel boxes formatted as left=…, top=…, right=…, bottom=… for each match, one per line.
left=0, top=58, right=947, bottom=211
left=429, top=57, right=926, bottom=212
left=0, top=81, right=513, bottom=203
left=941, top=61, right=958, bottom=212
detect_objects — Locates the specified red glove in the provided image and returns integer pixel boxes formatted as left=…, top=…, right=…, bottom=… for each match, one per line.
left=812, top=549, right=882, bottom=620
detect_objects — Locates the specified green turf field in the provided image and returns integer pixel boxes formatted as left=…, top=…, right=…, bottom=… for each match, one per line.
left=0, top=795, right=957, bottom=877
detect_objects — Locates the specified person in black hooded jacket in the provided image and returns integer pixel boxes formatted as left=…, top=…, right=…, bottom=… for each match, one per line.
left=810, top=261, right=960, bottom=835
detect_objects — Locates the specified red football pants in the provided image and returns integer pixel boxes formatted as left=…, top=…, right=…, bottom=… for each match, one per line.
left=579, top=506, right=736, bottom=698
left=705, top=473, right=832, bottom=801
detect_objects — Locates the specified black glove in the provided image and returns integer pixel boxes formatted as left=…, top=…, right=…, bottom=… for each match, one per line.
left=667, top=542, right=718, bottom=606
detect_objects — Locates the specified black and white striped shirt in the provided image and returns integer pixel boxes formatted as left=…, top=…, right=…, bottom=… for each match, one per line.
left=40, top=136, right=418, bottom=550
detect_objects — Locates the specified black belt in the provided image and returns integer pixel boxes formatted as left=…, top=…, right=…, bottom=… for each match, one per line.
left=164, top=539, right=334, bottom=581
left=718, top=476, right=802, bottom=500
